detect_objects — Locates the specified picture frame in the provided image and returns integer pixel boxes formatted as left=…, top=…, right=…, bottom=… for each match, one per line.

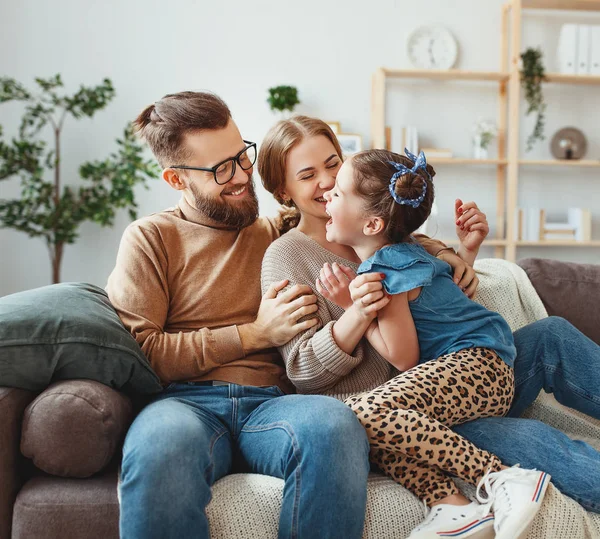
left=336, top=133, right=363, bottom=155
left=326, top=121, right=341, bottom=134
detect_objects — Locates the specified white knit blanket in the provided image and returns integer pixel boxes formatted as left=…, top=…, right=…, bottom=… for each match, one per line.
left=473, top=258, right=548, bottom=331
left=204, top=259, right=600, bottom=538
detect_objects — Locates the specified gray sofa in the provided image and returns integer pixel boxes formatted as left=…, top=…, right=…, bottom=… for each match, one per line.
left=1, top=257, right=600, bottom=539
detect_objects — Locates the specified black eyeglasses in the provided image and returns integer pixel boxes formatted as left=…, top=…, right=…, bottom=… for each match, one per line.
left=170, top=140, right=257, bottom=185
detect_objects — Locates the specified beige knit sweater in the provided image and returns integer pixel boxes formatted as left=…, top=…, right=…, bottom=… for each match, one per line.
left=260, top=228, right=448, bottom=400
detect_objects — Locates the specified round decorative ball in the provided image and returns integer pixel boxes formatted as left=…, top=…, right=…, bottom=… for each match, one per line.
left=551, top=127, right=587, bottom=160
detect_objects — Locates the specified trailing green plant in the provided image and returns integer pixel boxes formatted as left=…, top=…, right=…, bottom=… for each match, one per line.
left=520, top=47, right=547, bottom=152
left=267, top=85, right=300, bottom=112
left=0, top=75, right=159, bottom=283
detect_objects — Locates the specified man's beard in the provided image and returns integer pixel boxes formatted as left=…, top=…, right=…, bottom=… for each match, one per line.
left=189, top=176, right=260, bottom=229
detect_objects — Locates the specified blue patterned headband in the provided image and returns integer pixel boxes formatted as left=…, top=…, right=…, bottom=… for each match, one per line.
left=388, top=148, right=431, bottom=208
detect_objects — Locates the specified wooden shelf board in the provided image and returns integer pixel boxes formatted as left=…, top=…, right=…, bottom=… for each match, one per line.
left=519, top=159, right=600, bottom=167
left=439, top=239, right=508, bottom=246
left=545, top=73, right=600, bottom=85
left=430, top=158, right=508, bottom=165
left=522, top=0, right=600, bottom=11
left=517, top=240, right=600, bottom=246
left=382, top=69, right=510, bottom=82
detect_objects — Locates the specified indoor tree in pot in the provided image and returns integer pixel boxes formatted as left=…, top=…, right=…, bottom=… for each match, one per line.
left=0, top=75, right=159, bottom=283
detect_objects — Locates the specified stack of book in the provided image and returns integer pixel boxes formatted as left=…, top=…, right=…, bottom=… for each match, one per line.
left=515, top=208, right=592, bottom=242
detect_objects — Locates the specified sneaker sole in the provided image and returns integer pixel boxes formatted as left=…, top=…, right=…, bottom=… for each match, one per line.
left=496, top=472, right=551, bottom=539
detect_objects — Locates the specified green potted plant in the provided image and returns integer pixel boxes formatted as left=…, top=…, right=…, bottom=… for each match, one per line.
left=267, top=85, right=300, bottom=118
left=520, top=47, right=547, bottom=152
left=0, top=75, right=159, bottom=283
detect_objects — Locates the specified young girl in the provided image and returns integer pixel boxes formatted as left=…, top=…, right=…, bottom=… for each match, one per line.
left=322, top=148, right=550, bottom=539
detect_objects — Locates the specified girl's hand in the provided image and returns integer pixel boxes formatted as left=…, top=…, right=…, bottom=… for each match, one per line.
left=316, top=262, right=356, bottom=310
left=437, top=251, right=479, bottom=298
left=349, top=272, right=391, bottom=320
left=455, top=199, right=489, bottom=257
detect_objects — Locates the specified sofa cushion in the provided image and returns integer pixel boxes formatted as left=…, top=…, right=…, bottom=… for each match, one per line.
left=0, top=282, right=162, bottom=394
left=518, top=258, right=600, bottom=345
left=20, top=380, right=133, bottom=477
left=12, top=471, right=119, bottom=539
left=0, top=387, right=36, bottom=539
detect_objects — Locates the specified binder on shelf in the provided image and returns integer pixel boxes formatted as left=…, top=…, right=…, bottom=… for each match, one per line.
left=590, top=26, right=600, bottom=75
left=576, top=25, right=591, bottom=75
left=514, top=208, right=524, bottom=241
left=384, top=126, right=392, bottom=151
left=568, top=208, right=592, bottom=241
left=400, top=126, right=419, bottom=155
left=557, top=24, right=578, bottom=75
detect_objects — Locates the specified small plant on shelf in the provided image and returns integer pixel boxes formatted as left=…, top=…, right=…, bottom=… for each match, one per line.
left=267, top=85, right=300, bottom=114
left=520, top=47, right=547, bottom=152
left=472, top=118, right=498, bottom=159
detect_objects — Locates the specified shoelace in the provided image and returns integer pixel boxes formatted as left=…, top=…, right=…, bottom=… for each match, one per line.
left=414, top=501, right=439, bottom=531
left=476, top=465, right=535, bottom=526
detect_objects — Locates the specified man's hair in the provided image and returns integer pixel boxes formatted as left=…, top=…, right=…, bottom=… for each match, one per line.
left=134, top=91, right=231, bottom=168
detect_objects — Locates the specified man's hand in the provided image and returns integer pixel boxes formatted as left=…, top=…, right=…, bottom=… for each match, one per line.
left=455, top=199, right=489, bottom=264
left=437, top=251, right=479, bottom=298
left=316, top=262, right=356, bottom=310
left=349, top=273, right=391, bottom=321
left=240, top=280, right=319, bottom=352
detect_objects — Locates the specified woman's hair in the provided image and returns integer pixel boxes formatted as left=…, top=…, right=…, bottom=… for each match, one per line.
left=134, top=91, right=231, bottom=168
left=350, top=149, right=436, bottom=243
left=258, top=115, right=344, bottom=233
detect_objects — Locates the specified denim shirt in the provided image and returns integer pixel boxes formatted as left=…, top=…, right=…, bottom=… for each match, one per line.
left=357, top=242, right=516, bottom=367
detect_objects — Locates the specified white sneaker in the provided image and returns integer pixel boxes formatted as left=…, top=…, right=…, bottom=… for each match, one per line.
left=476, top=465, right=551, bottom=539
left=407, top=501, right=495, bottom=539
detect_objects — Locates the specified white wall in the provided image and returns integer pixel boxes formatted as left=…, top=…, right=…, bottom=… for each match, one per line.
left=1, top=0, right=599, bottom=296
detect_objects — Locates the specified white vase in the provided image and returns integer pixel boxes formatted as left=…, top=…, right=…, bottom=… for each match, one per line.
left=473, top=135, right=489, bottom=159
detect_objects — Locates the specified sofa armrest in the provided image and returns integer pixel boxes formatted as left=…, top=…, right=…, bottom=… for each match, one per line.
left=519, top=257, right=600, bottom=345
left=0, top=387, right=37, bottom=539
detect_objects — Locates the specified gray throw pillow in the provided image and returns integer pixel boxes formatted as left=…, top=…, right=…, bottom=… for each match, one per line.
left=519, top=257, right=600, bottom=345
left=0, top=282, right=162, bottom=394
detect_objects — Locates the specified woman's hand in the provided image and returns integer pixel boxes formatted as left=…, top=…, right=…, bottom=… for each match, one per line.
left=437, top=251, right=479, bottom=298
left=348, top=272, right=391, bottom=320
left=455, top=199, right=489, bottom=265
left=315, top=262, right=356, bottom=310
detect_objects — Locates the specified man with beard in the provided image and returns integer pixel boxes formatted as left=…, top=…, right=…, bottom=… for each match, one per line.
left=105, top=91, right=371, bottom=539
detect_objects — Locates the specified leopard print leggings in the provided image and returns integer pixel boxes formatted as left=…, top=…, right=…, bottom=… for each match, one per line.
left=344, top=347, right=514, bottom=506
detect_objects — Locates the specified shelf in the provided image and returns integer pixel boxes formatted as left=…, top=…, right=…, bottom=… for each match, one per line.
left=439, top=239, right=508, bottom=246
left=382, top=69, right=510, bottom=82
left=517, top=240, right=600, bottom=246
left=519, top=159, right=600, bottom=167
left=544, top=73, right=600, bottom=85
left=430, top=158, right=508, bottom=165
left=522, top=0, right=600, bottom=11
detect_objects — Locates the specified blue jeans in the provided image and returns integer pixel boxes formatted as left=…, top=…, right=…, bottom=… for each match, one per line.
left=454, top=317, right=600, bottom=513
left=119, top=383, right=370, bottom=539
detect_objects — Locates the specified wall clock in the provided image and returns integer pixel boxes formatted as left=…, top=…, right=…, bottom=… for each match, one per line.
left=407, top=26, right=458, bottom=70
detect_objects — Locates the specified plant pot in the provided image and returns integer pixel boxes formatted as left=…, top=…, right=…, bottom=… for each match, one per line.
left=273, top=109, right=293, bottom=121
left=472, top=135, right=489, bottom=159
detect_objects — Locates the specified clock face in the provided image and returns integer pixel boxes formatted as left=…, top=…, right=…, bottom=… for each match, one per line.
left=407, top=26, right=458, bottom=70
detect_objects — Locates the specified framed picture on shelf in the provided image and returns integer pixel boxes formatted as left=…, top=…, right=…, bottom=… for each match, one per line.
left=327, top=121, right=341, bottom=134
left=337, top=133, right=362, bottom=155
